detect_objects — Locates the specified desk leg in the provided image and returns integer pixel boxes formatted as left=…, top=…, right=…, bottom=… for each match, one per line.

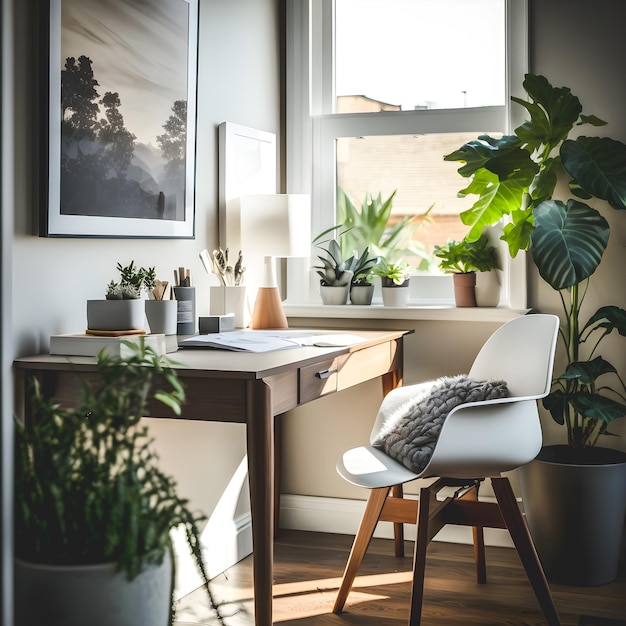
left=246, top=379, right=274, bottom=626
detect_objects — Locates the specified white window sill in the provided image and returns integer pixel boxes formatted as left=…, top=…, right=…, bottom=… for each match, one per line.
left=284, top=303, right=530, bottom=323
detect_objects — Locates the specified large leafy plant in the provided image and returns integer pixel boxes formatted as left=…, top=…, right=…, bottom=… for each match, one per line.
left=445, top=74, right=626, bottom=448
left=324, top=188, right=433, bottom=270
left=15, top=341, right=225, bottom=623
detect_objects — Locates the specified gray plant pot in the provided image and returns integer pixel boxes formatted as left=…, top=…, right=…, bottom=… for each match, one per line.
left=320, top=284, right=350, bottom=305
left=350, top=284, right=374, bottom=305
left=145, top=299, right=178, bottom=335
left=15, top=550, right=172, bottom=626
left=519, top=445, right=626, bottom=586
left=87, top=299, right=145, bottom=331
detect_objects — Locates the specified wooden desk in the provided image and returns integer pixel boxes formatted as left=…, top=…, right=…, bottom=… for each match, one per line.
left=14, top=329, right=406, bottom=625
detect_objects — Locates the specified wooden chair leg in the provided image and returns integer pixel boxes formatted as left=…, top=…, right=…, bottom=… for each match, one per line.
left=408, top=484, right=436, bottom=626
left=491, top=477, right=561, bottom=626
left=333, top=487, right=390, bottom=614
left=459, top=485, right=486, bottom=584
left=392, top=484, right=405, bottom=557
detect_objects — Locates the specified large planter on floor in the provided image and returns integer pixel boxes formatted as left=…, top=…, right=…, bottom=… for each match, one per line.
left=519, top=445, right=626, bottom=586
left=15, top=551, right=173, bottom=626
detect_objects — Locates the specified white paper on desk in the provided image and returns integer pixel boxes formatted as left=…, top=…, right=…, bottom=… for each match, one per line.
left=179, top=330, right=366, bottom=352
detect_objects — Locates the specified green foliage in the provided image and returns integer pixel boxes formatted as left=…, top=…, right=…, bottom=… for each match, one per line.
left=109, top=261, right=156, bottom=299
left=344, top=247, right=380, bottom=286
left=446, top=73, right=626, bottom=448
left=14, top=341, right=224, bottom=623
left=313, top=238, right=354, bottom=286
left=444, top=74, right=626, bottom=256
left=320, top=189, right=433, bottom=270
left=433, top=233, right=499, bottom=274
left=372, top=259, right=412, bottom=286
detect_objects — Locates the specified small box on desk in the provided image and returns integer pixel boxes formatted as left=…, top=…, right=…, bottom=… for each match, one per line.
left=198, top=314, right=236, bottom=334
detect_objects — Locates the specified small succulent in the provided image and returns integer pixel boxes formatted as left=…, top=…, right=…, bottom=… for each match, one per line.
left=109, top=261, right=157, bottom=299
left=314, top=239, right=354, bottom=286
left=344, top=247, right=380, bottom=286
left=373, top=259, right=412, bottom=286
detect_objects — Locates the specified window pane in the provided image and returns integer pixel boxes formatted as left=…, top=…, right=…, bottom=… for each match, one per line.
left=335, top=0, right=505, bottom=113
left=336, top=132, right=501, bottom=269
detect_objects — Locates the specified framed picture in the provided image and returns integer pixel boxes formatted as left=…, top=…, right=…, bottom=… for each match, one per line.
left=41, top=0, right=198, bottom=238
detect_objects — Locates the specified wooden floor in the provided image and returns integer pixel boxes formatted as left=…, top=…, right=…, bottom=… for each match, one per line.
left=175, top=530, right=626, bottom=626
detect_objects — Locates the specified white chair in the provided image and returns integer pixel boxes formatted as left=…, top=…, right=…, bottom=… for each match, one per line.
left=333, top=314, right=561, bottom=626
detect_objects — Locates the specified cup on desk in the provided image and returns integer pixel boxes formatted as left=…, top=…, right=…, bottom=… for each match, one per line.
left=173, top=286, right=196, bottom=335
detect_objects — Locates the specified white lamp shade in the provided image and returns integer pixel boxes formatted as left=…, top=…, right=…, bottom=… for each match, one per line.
left=239, top=194, right=311, bottom=259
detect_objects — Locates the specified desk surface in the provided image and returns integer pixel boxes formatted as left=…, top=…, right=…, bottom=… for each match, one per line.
left=15, top=329, right=407, bottom=380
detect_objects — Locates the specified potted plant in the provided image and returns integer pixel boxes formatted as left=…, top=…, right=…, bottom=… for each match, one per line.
left=313, top=238, right=354, bottom=305
left=345, top=247, right=380, bottom=305
left=433, top=232, right=500, bottom=307
left=317, top=188, right=434, bottom=270
left=14, top=340, right=225, bottom=625
left=89, top=261, right=156, bottom=332
left=445, top=73, right=626, bottom=585
left=372, top=259, right=412, bottom=306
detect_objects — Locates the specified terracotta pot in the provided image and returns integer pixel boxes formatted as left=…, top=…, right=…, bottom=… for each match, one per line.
left=452, top=272, right=477, bottom=307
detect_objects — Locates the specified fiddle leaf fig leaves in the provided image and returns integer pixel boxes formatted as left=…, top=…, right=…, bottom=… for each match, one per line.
left=561, top=137, right=626, bottom=210
left=530, top=199, right=609, bottom=290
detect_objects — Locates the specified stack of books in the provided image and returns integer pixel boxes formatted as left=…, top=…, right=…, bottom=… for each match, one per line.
left=49, top=333, right=178, bottom=357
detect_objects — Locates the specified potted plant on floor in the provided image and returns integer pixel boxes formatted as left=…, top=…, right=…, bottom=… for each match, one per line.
left=444, top=73, right=626, bottom=585
left=372, top=259, right=412, bottom=306
left=14, top=340, right=225, bottom=625
left=433, top=232, right=500, bottom=307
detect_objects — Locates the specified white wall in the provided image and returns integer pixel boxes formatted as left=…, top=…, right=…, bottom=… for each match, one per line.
left=4, top=0, right=281, bottom=606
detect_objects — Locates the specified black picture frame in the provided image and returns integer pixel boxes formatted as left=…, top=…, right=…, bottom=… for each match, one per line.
left=40, top=0, right=198, bottom=238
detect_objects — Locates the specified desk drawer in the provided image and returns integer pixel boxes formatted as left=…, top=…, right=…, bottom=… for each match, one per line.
left=299, top=358, right=339, bottom=404
left=337, top=342, right=392, bottom=390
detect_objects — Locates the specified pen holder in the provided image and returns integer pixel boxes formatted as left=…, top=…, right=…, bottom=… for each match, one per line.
left=210, top=285, right=249, bottom=328
left=173, top=287, right=196, bottom=335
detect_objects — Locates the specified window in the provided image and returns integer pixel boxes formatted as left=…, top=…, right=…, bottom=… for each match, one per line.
left=286, top=0, right=528, bottom=308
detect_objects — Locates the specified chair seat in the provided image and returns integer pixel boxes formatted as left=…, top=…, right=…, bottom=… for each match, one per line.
left=337, top=445, right=421, bottom=489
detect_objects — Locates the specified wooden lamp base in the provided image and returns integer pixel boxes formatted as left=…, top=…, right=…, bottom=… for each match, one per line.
left=249, top=287, right=288, bottom=329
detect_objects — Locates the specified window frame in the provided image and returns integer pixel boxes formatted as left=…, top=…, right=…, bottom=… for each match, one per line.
left=286, top=0, right=529, bottom=308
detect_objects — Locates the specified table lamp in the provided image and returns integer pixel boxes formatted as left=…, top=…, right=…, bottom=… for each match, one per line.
left=239, top=194, right=311, bottom=329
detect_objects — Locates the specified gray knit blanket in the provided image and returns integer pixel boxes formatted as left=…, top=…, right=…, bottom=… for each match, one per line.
left=371, top=375, right=509, bottom=474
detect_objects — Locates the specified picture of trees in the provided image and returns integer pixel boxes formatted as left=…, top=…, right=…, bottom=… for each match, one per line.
left=44, top=0, right=197, bottom=237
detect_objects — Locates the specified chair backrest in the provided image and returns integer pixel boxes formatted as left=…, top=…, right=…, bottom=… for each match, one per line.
left=421, top=314, right=560, bottom=478
left=469, top=314, right=560, bottom=399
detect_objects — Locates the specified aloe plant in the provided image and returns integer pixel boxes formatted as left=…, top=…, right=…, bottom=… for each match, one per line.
left=313, top=238, right=354, bottom=286
left=316, top=189, right=433, bottom=270
left=445, top=73, right=626, bottom=448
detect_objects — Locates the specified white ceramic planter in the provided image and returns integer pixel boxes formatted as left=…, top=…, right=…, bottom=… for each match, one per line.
left=15, top=551, right=172, bottom=626
left=381, top=284, right=409, bottom=306
left=475, top=269, right=501, bottom=306
left=87, top=299, right=145, bottom=331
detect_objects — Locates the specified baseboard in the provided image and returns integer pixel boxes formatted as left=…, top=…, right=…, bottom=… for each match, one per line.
left=172, top=511, right=253, bottom=599
left=279, top=493, right=515, bottom=548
